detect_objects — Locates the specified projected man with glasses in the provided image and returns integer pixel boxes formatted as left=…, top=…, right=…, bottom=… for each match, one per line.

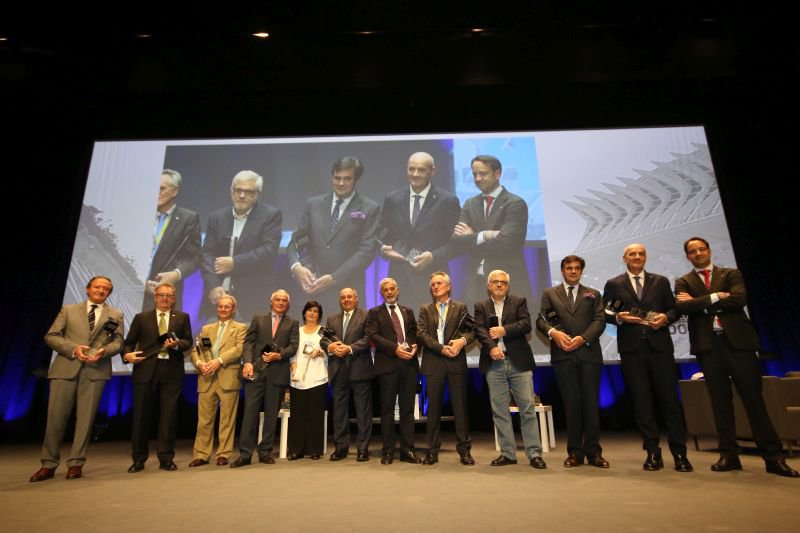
left=201, top=170, right=282, bottom=322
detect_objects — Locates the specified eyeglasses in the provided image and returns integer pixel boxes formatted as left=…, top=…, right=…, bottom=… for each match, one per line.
left=233, top=188, right=258, bottom=197
left=489, top=280, right=508, bottom=286
left=155, top=293, right=176, bottom=299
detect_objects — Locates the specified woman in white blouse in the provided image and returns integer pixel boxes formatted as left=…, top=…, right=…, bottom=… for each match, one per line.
left=288, top=300, right=327, bottom=460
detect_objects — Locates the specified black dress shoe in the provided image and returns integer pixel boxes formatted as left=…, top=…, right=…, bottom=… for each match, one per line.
left=459, top=451, right=475, bottom=466
left=711, top=455, right=742, bottom=472
left=587, top=455, right=610, bottom=469
left=310, top=453, right=321, bottom=460
left=530, top=456, right=547, bottom=469
left=381, top=453, right=394, bottom=465
left=188, top=458, right=209, bottom=467
left=287, top=454, right=303, bottom=461
left=643, top=451, right=664, bottom=471
left=563, top=454, right=582, bottom=468
left=259, top=455, right=275, bottom=465
left=673, top=453, right=693, bottom=472
left=399, top=450, right=422, bottom=464
left=216, top=457, right=229, bottom=466
left=159, top=461, right=178, bottom=471
left=66, top=466, right=83, bottom=479
left=229, top=457, right=251, bottom=468
left=491, top=455, right=518, bottom=466
left=765, top=458, right=800, bottom=478
left=128, top=462, right=145, bottom=473
left=357, top=450, right=369, bottom=462
left=29, top=467, right=55, bottom=482
left=329, top=450, right=347, bottom=461
left=422, top=452, right=438, bottom=465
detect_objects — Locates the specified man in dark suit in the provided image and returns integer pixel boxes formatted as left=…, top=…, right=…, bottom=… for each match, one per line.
left=675, top=237, right=798, bottom=477
left=287, top=156, right=380, bottom=312
left=452, top=155, right=530, bottom=302
left=230, top=289, right=300, bottom=467
left=201, top=170, right=282, bottom=322
left=536, top=256, right=608, bottom=468
left=322, top=288, right=374, bottom=462
left=379, top=152, right=460, bottom=310
left=603, top=243, right=692, bottom=472
left=123, top=282, right=193, bottom=473
left=30, top=276, right=124, bottom=482
left=417, top=271, right=476, bottom=465
left=145, top=169, right=201, bottom=307
left=476, top=270, right=546, bottom=470
left=365, top=277, right=422, bottom=465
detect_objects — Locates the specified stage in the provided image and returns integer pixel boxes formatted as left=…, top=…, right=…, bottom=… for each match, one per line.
left=1, top=431, right=796, bottom=532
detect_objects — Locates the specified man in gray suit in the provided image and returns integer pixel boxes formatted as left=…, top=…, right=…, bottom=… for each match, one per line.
left=287, top=156, right=380, bottom=311
left=30, top=276, right=124, bottom=482
left=536, top=255, right=608, bottom=468
left=323, top=287, right=374, bottom=462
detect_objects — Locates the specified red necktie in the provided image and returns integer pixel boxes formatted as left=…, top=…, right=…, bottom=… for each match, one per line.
left=484, top=195, right=494, bottom=218
left=700, top=269, right=711, bottom=289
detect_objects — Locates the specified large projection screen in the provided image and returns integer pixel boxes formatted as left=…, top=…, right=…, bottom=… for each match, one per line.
left=62, top=127, right=732, bottom=374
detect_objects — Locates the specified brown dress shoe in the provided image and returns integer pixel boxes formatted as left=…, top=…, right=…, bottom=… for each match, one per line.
left=188, top=458, right=209, bottom=467
left=66, top=466, right=83, bottom=479
left=216, top=457, right=229, bottom=466
left=30, top=467, right=55, bottom=482
left=563, top=455, right=582, bottom=468
left=587, top=455, right=610, bottom=468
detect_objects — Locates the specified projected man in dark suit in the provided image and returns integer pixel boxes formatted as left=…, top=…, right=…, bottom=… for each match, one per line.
left=675, top=237, right=797, bottom=477
left=379, top=152, right=460, bottom=310
left=29, top=276, right=124, bottom=482
left=123, top=282, right=193, bottom=473
left=201, top=170, right=282, bottom=322
left=536, top=256, right=608, bottom=468
left=145, top=169, right=201, bottom=306
left=603, top=243, right=692, bottom=473
left=417, top=271, right=476, bottom=466
left=365, top=277, right=422, bottom=465
left=287, top=156, right=380, bottom=312
left=323, top=288, right=374, bottom=462
left=230, top=289, right=299, bottom=467
left=452, top=155, right=530, bottom=302
left=476, top=270, right=546, bottom=470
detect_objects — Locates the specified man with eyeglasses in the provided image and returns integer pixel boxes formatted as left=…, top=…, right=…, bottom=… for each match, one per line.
left=201, top=170, right=282, bottom=322
left=122, top=283, right=193, bottom=473
left=476, top=270, right=546, bottom=470
left=287, top=156, right=380, bottom=312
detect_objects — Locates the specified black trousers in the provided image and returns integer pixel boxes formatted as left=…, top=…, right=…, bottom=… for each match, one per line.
left=620, top=342, right=687, bottom=455
left=553, top=355, right=602, bottom=459
left=288, top=383, right=326, bottom=456
left=425, top=371, right=470, bottom=454
left=697, top=333, right=782, bottom=459
left=131, top=360, right=181, bottom=464
left=378, top=364, right=419, bottom=454
left=238, top=377, right=285, bottom=459
left=330, top=368, right=372, bottom=453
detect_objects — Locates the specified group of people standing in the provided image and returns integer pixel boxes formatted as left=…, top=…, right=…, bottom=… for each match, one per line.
left=28, top=148, right=798, bottom=481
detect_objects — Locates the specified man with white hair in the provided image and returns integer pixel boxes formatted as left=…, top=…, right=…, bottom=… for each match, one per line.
left=201, top=170, right=282, bottom=322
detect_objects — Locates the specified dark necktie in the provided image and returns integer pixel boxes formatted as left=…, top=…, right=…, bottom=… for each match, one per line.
left=567, top=286, right=575, bottom=311
left=633, top=276, right=643, bottom=300
left=343, top=312, right=351, bottom=337
left=389, top=304, right=404, bottom=344
left=88, top=304, right=98, bottom=332
left=411, top=194, right=421, bottom=226
left=700, top=269, right=711, bottom=289
left=484, top=195, right=494, bottom=219
left=330, top=199, right=344, bottom=231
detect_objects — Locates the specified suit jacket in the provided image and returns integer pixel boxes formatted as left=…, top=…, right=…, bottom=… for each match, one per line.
left=44, top=301, right=124, bottom=381
left=123, top=309, right=193, bottom=384
left=380, top=185, right=460, bottom=303
left=192, top=319, right=247, bottom=392
left=535, top=284, right=605, bottom=364
left=148, top=205, right=201, bottom=283
left=365, top=303, right=419, bottom=375
left=417, top=300, right=475, bottom=376
left=242, top=313, right=300, bottom=386
left=675, top=266, right=760, bottom=354
left=603, top=272, right=679, bottom=354
left=201, top=202, right=282, bottom=320
left=475, top=294, right=535, bottom=374
left=287, top=191, right=380, bottom=297
left=451, top=188, right=530, bottom=299
left=322, top=308, right=373, bottom=382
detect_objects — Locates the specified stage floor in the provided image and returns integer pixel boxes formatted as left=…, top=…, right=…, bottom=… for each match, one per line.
left=2, top=431, right=796, bottom=532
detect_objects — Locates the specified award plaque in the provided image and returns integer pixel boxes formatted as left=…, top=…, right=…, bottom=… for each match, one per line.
left=291, top=228, right=318, bottom=278
left=539, top=308, right=563, bottom=331
left=376, top=225, right=421, bottom=262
